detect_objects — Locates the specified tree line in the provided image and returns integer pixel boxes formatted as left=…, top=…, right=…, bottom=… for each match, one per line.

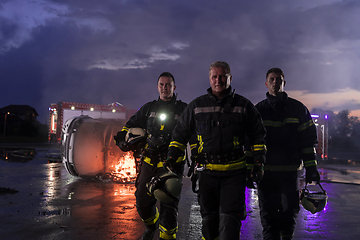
left=313, top=108, right=360, bottom=153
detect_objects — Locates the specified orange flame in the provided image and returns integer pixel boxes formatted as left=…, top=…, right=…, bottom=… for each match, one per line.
left=110, top=152, right=138, bottom=183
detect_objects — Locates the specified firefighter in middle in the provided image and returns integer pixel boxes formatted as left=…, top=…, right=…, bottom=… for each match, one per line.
left=165, top=61, right=267, bottom=240
left=114, top=72, right=193, bottom=240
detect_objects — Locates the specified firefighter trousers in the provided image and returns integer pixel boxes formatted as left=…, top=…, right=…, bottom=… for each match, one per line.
left=197, top=168, right=247, bottom=240
left=135, top=161, right=184, bottom=239
left=258, top=171, right=300, bottom=240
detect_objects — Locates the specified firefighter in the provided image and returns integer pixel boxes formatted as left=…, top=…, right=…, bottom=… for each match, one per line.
left=255, top=68, right=321, bottom=240
left=164, top=61, right=267, bottom=240
left=114, top=72, right=190, bottom=240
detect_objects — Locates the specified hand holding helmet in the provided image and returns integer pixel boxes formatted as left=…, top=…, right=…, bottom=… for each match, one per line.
left=163, top=157, right=176, bottom=171
left=300, top=183, right=328, bottom=214
left=114, top=131, right=131, bottom=152
left=246, top=168, right=256, bottom=189
left=306, top=165, right=320, bottom=184
left=250, top=163, right=264, bottom=183
left=146, top=170, right=183, bottom=202
left=114, top=128, right=146, bottom=152
left=250, top=154, right=265, bottom=183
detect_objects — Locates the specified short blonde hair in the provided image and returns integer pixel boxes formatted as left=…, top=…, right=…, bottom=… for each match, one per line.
left=209, top=61, right=231, bottom=75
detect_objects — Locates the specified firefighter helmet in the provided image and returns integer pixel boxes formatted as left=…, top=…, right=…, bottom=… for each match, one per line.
left=146, top=171, right=182, bottom=202
left=300, top=183, right=328, bottom=214
left=125, top=128, right=146, bottom=146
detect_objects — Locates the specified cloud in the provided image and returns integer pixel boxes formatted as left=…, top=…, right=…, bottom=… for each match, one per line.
left=88, top=42, right=189, bottom=70
left=0, top=0, right=68, bottom=52
left=1, top=0, right=360, bottom=124
left=0, top=0, right=114, bottom=53
left=287, top=88, right=360, bottom=113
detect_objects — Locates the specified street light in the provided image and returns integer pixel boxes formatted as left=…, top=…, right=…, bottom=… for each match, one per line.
left=3, top=111, right=9, bottom=137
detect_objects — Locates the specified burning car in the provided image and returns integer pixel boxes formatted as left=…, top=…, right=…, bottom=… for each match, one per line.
left=61, top=116, right=138, bottom=183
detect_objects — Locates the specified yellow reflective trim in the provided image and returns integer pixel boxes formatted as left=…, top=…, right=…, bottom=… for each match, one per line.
left=244, top=150, right=253, bottom=157
left=159, top=224, right=178, bottom=239
left=304, top=160, right=317, bottom=167
left=246, top=163, right=254, bottom=170
left=252, top=144, right=266, bottom=152
left=121, top=126, right=129, bottom=131
left=197, top=135, right=204, bottom=153
left=202, top=237, right=219, bottom=240
left=298, top=119, right=315, bottom=132
left=204, top=160, right=246, bottom=171
left=302, top=147, right=316, bottom=154
left=263, top=118, right=299, bottom=127
left=286, top=118, right=300, bottom=123
left=190, top=143, right=197, bottom=150
left=143, top=156, right=185, bottom=168
left=142, top=207, right=159, bottom=225
left=263, top=120, right=282, bottom=127
left=169, top=141, right=187, bottom=151
left=233, top=136, right=239, bottom=148
left=159, top=231, right=176, bottom=239
left=194, top=106, right=245, bottom=114
left=264, top=164, right=302, bottom=171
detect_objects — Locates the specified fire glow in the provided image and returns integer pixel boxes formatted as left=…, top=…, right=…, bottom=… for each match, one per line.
left=110, top=152, right=137, bottom=183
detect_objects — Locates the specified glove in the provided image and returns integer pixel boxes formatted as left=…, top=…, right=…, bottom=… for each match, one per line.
left=250, top=154, right=265, bottom=183
left=250, top=163, right=264, bottom=183
left=119, top=141, right=131, bottom=152
left=114, top=131, right=131, bottom=152
left=163, top=157, right=176, bottom=171
left=306, top=165, right=320, bottom=184
left=246, top=168, right=256, bottom=189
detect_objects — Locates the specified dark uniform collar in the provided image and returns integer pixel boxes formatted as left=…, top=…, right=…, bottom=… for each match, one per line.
left=207, top=87, right=233, bottom=101
left=157, top=94, right=177, bottom=105
left=266, top=91, right=288, bottom=109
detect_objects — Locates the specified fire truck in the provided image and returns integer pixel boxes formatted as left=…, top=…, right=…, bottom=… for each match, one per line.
left=311, top=113, right=329, bottom=160
left=48, top=101, right=128, bottom=143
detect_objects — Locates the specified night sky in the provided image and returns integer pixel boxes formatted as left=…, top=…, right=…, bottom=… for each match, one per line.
left=1, top=0, right=360, bottom=123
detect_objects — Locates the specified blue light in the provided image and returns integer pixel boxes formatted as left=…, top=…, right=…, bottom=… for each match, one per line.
left=311, top=114, right=319, bottom=118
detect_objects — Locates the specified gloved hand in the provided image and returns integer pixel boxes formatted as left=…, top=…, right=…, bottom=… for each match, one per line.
left=119, top=141, right=131, bottom=152
left=246, top=168, right=256, bottom=189
left=114, top=131, right=131, bottom=152
left=250, top=163, right=264, bottom=183
left=306, top=165, right=320, bottom=184
left=163, top=157, right=176, bottom=171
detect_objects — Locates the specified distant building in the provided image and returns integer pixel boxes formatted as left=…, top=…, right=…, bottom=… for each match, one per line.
left=0, top=105, right=39, bottom=123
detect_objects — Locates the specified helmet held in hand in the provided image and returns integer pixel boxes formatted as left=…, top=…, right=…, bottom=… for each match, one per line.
left=300, top=183, right=328, bottom=214
left=146, top=171, right=182, bottom=202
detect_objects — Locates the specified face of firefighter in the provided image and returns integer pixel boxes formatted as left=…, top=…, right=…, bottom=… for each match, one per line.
left=209, top=67, right=232, bottom=99
left=157, top=76, right=176, bottom=101
left=265, top=72, right=286, bottom=96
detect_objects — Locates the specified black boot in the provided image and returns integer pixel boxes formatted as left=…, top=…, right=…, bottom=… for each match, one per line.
left=141, top=224, right=157, bottom=240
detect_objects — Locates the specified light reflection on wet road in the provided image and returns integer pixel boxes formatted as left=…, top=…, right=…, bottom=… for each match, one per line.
left=1, top=145, right=360, bottom=239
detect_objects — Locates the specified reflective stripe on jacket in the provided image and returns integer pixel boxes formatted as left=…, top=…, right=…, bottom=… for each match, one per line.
left=168, top=87, right=266, bottom=171
left=255, top=92, right=318, bottom=169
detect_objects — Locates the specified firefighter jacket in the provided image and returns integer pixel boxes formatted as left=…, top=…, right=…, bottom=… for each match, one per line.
left=168, top=87, right=266, bottom=171
left=121, top=95, right=188, bottom=167
left=255, top=92, right=318, bottom=171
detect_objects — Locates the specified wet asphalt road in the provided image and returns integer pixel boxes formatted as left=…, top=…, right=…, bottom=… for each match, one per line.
left=1, top=143, right=360, bottom=240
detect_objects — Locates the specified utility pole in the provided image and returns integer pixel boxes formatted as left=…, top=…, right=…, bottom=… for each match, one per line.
left=3, top=112, right=9, bottom=137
